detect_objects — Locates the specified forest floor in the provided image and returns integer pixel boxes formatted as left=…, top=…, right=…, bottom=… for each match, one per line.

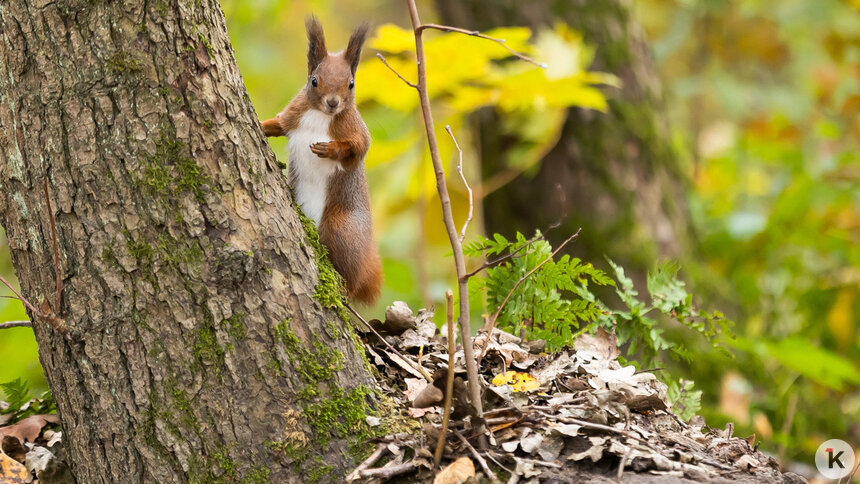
left=350, top=301, right=809, bottom=483
left=0, top=301, right=811, bottom=483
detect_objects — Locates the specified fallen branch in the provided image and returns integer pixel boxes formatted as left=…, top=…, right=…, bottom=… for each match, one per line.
left=0, top=320, right=32, bottom=330
left=359, top=461, right=416, bottom=479
left=346, top=302, right=433, bottom=382
left=455, top=431, right=496, bottom=481
left=346, top=444, right=388, bottom=482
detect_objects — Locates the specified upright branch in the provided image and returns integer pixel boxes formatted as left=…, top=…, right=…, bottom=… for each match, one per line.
left=405, top=0, right=486, bottom=446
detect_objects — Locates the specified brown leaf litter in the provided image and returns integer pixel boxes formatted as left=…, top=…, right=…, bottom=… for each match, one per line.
left=350, top=301, right=807, bottom=483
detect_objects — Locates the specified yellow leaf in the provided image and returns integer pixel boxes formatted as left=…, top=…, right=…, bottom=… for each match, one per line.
left=492, top=371, right=539, bottom=392
left=369, top=24, right=415, bottom=54
left=492, top=370, right=516, bottom=386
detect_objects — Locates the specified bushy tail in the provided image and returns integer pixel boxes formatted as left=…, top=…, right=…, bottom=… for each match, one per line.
left=350, top=253, right=382, bottom=305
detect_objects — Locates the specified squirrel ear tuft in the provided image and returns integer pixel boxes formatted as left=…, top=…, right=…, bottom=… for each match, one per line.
left=306, top=15, right=328, bottom=74
left=345, top=23, right=369, bottom=74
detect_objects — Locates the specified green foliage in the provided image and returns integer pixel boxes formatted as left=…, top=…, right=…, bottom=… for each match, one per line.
left=0, top=378, right=30, bottom=413
left=466, top=231, right=612, bottom=348
left=638, top=0, right=860, bottom=460
left=468, top=231, right=734, bottom=418
left=591, top=259, right=733, bottom=369
left=666, top=379, right=702, bottom=422
left=0, top=377, right=55, bottom=420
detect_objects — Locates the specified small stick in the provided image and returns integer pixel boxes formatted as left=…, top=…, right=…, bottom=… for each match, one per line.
left=345, top=444, right=388, bottom=482
left=43, top=177, right=62, bottom=313
left=483, top=451, right=513, bottom=474
left=445, top=126, right=472, bottom=243
left=346, top=302, right=433, bottom=382
left=617, top=445, right=632, bottom=482
left=843, top=459, right=860, bottom=484
left=464, top=184, right=568, bottom=279
left=513, top=457, right=561, bottom=468
left=434, top=290, right=456, bottom=467
left=415, top=23, right=545, bottom=68
left=0, top=275, right=40, bottom=314
left=478, top=229, right=581, bottom=359
left=375, top=53, right=418, bottom=89
left=359, top=461, right=416, bottom=479
left=0, top=321, right=32, bottom=330
left=464, top=232, right=547, bottom=279
left=455, top=431, right=495, bottom=481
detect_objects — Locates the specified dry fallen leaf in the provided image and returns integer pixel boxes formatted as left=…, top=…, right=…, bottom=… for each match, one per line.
left=0, top=414, right=60, bottom=445
left=405, top=378, right=435, bottom=417
left=573, top=327, right=619, bottom=360
left=433, top=456, right=475, bottom=484
left=0, top=450, right=29, bottom=483
left=492, top=371, right=539, bottom=392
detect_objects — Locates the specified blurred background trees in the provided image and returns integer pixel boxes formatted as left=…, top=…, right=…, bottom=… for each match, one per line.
left=1, top=0, right=857, bottom=468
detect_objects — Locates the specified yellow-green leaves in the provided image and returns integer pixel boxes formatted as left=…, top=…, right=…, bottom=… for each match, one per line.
left=359, top=23, right=616, bottom=115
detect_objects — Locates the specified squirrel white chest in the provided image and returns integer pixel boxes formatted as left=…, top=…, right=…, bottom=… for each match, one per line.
left=287, top=110, right=342, bottom=226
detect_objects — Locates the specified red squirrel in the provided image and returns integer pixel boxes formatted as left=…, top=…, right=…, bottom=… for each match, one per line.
left=261, top=17, right=382, bottom=305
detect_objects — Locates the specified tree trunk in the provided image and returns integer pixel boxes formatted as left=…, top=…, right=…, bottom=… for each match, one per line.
left=0, top=1, right=376, bottom=482
left=435, top=0, right=692, bottom=279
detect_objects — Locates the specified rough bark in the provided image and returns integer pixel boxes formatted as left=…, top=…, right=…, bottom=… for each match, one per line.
left=0, top=1, right=376, bottom=483
left=435, top=0, right=692, bottom=278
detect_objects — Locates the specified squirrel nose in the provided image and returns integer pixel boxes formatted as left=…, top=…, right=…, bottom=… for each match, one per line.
left=326, top=97, right=339, bottom=108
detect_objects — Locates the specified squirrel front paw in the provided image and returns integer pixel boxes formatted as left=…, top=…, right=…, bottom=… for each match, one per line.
left=310, top=142, right=338, bottom=159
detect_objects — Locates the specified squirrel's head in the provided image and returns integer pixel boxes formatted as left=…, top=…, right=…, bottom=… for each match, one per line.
left=305, top=16, right=368, bottom=116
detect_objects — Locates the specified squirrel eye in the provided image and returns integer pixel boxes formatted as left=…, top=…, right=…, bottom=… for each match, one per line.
left=311, top=77, right=318, bottom=87
left=349, top=79, right=355, bottom=90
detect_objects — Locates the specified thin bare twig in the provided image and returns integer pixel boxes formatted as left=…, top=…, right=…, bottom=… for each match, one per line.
left=359, top=461, right=416, bottom=479
left=416, top=23, right=546, bottom=68
left=445, top=126, right=472, bottom=243
left=346, top=444, right=388, bottom=482
left=844, top=459, right=860, bottom=484
left=405, top=0, right=486, bottom=448
left=480, top=228, right=581, bottom=337
left=0, top=321, right=32, bottom=330
left=435, top=290, right=456, bottom=467
left=43, top=177, right=62, bottom=313
left=455, top=431, right=496, bottom=481
left=464, top=231, right=546, bottom=279
left=375, top=53, right=418, bottom=89
left=346, top=302, right=433, bottom=382
left=0, top=275, right=39, bottom=315
left=464, top=183, right=568, bottom=279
